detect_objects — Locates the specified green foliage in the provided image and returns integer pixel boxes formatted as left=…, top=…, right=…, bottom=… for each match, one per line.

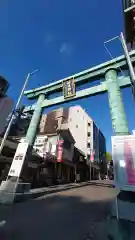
left=106, top=152, right=112, bottom=162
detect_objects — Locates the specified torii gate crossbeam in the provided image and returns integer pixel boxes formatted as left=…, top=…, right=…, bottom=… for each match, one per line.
left=23, top=50, right=135, bottom=146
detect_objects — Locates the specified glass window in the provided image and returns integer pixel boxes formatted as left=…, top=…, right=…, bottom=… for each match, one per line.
left=87, top=132, right=90, bottom=137
left=88, top=122, right=91, bottom=126
left=87, top=143, right=90, bottom=148
left=15, top=155, right=23, bottom=161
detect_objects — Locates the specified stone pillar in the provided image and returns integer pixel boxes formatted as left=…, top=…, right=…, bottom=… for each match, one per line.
left=105, top=69, right=129, bottom=135
left=0, top=94, right=45, bottom=204
left=26, top=93, right=45, bottom=146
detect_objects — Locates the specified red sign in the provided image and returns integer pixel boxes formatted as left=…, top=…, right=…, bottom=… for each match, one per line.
left=90, top=153, right=94, bottom=162
left=90, top=149, right=95, bottom=162
left=57, top=140, right=64, bottom=162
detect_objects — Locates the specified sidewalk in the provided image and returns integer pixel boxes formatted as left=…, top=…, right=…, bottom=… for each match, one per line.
left=26, top=180, right=114, bottom=201
left=0, top=180, right=114, bottom=204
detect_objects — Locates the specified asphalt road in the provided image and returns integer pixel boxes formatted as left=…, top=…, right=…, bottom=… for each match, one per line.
left=0, top=184, right=117, bottom=240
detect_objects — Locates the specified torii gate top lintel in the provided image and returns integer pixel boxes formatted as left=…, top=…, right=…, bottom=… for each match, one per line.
left=24, top=49, right=135, bottom=101
left=25, top=49, right=132, bottom=146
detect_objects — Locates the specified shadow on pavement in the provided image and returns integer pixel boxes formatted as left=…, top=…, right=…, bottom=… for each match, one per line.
left=0, top=186, right=116, bottom=240
left=88, top=181, right=114, bottom=188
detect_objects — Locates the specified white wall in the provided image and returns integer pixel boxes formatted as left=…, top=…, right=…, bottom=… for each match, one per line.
left=68, top=106, right=93, bottom=156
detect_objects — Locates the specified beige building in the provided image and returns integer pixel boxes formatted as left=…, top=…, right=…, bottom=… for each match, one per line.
left=39, top=106, right=106, bottom=165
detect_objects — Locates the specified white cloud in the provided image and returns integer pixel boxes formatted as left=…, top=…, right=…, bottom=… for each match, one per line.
left=60, top=42, right=73, bottom=56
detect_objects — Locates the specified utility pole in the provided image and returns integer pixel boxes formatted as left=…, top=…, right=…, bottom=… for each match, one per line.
left=120, top=32, right=135, bottom=85
left=0, top=69, right=39, bottom=155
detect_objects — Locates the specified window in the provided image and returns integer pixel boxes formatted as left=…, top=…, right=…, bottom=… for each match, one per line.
left=88, top=122, right=91, bottom=126
left=77, top=109, right=79, bottom=113
left=87, top=132, right=90, bottom=137
left=87, top=143, right=90, bottom=148
left=76, top=125, right=78, bottom=128
left=63, top=139, right=71, bottom=150
left=15, top=155, right=23, bottom=161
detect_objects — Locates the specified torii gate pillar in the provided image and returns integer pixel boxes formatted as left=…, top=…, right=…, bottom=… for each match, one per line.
left=105, top=69, right=129, bottom=135
left=26, top=93, right=45, bottom=146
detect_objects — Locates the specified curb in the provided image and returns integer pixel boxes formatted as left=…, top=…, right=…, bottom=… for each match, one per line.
left=17, top=181, right=114, bottom=202
left=16, top=182, right=91, bottom=202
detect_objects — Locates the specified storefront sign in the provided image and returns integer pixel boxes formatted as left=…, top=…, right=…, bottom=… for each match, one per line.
left=90, top=149, right=95, bottom=162
left=8, top=142, right=29, bottom=178
left=90, top=153, right=94, bottom=162
left=57, top=140, right=64, bottom=162
left=112, top=135, right=135, bottom=191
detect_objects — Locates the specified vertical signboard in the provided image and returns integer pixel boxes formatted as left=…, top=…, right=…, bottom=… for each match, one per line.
left=8, top=142, right=29, bottom=178
left=90, top=149, right=95, bottom=162
left=57, top=140, right=64, bottom=162
left=112, top=135, right=135, bottom=191
left=63, top=78, right=76, bottom=99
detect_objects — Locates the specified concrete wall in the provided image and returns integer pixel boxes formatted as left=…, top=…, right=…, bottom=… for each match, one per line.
left=68, top=105, right=93, bottom=156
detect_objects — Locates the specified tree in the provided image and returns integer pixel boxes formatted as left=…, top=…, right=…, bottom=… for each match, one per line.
left=106, top=152, right=112, bottom=162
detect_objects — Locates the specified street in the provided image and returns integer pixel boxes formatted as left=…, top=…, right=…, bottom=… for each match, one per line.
left=0, top=184, right=117, bottom=240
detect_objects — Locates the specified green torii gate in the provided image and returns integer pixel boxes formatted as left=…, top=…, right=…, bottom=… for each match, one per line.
left=23, top=49, right=135, bottom=147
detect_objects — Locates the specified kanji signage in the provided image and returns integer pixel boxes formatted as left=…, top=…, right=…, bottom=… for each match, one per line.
left=63, top=78, right=76, bottom=99
left=8, top=142, right=29, bottom=178
left=57, top=140, right=64, bottom=162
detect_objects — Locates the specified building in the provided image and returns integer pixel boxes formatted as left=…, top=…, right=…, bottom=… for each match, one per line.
left=39, top=106, right=106, bottom=159
left=17, top=131, right=88, bottom=187
left=39, top=106, right=106, bottom=179
left=6, top=105, right=106, bottom=185
left=0, top=76, right=15, bottom=182
left=122, top=0, right=135, bottom=48
left=0, top=76, right=13, bottom=135
left=7, top=109, right=32, bottom=137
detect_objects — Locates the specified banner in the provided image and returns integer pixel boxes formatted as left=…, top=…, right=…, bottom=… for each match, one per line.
left=57, top=140, right=64, bottom=162
left=90, top=149, right=95, bottom=162
left=90, top=153, right=94, bottom=162
left=8, top=142, right=29, bottom=178
left=112, top=135, right=135, bottom=191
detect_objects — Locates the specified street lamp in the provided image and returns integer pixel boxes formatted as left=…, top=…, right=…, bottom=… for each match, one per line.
left=0, top=69, right=39, bottom=155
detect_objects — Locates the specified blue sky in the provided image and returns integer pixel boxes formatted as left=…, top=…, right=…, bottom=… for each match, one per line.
left=0, top=0, right=135, bottom=152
